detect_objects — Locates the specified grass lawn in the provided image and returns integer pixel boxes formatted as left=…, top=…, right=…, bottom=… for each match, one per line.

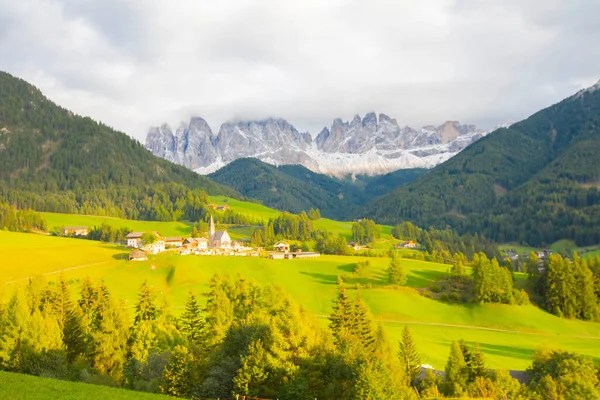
left=3, top=231, right=600, bottom=371
left=41, top=212, right=193, bottom=237
left=0, top=371, right=170, bottom=400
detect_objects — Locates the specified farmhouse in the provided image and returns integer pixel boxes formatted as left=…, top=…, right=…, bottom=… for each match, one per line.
left=63, top=226, right=88, bottom=236
left=274, top=241, right=290, bottom=253
left=126, top=232, right=145, bottom=248
left=402, top=240, right=417, bottom=249
left=128, top=249, right=147, bottom=261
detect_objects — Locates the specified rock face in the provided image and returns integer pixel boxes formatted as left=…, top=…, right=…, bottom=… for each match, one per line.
left=145, top=113, right=489, bottom=177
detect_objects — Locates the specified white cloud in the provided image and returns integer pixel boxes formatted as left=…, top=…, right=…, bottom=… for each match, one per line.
left=0, top=0, right=598, bottom=140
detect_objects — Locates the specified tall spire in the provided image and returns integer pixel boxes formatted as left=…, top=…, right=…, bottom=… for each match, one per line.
left=209, top=214, right=215, bottom=238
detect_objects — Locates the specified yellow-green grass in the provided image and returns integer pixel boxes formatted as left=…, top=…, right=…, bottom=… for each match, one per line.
left=0, top=231, right=123, bottom=284
left=0, top=371, right=170, bottom=400
left=3, top=232, right=600, bottom=371
left=41, top=212, right=193, bottom=237
left=207, top=195, right=281, bottom=221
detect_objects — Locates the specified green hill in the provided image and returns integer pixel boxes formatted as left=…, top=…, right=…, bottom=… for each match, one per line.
left=0, top=371, right=170, bottom=400
left=362, top=82, right=600, bottom=247
left=0, top=71, right=236, bottom=220
left=208, top=158, right=425, bottom=219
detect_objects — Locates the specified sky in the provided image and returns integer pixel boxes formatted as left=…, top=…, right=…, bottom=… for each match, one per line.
left=0, top=0, right=599, bottom=140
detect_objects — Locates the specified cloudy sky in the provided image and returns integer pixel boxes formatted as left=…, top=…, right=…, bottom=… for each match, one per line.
left=1, top=0, right=599, bottom=140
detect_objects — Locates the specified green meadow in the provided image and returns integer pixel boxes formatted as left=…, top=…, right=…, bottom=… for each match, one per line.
left=41, top=212, right=194, bottom=237
left=2, top=231, right=600, bottom=371
left=207, top=195, right=281, bottom=220
left=0, top=371, right=170, bottom=400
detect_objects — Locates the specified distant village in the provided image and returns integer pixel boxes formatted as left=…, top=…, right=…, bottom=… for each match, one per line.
left=64, top=214, right=321, bottom=262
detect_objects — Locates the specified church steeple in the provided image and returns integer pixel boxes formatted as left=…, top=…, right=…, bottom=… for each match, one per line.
left=209, top=214, right=215, bottom=238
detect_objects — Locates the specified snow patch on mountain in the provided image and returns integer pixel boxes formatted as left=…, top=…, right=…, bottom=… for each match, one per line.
left=146, top=113, right=491, bottom=177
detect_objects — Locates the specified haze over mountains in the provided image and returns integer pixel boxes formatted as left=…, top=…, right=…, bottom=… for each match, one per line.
left=145, top=113, right=488, bottom=177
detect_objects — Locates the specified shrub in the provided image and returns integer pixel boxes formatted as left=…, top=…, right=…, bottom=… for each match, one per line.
left=449, top=292, right=460, bottom=302
left=421, top=289, right=433, bottom=298
left=431, top=284, right=442, bottom=293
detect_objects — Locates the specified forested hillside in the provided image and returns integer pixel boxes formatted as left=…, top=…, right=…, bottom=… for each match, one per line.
left=362, top=83, right=600, bottom=247
left=0, top=72, right=237, bottom=220
left=209, top=158, right=425, bottom=219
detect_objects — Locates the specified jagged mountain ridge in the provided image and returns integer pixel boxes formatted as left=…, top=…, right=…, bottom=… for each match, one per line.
left=145, top=112, right=488, bottom=177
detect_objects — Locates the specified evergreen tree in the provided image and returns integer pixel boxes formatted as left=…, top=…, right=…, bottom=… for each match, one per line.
left=180, top=292, right=203, bottom=343
left=387, top=255, right=407, bottom=286
left=134, top=281, right=158, bottom=325
left=398, top=326, right=421, bottom=386
left=329, top=277, right=356, bottom=345
left=62, top=306, right=88, bottom=363
left=353, top=297, right=376, bottom=352
left=444, top=341, right=468, bottom=397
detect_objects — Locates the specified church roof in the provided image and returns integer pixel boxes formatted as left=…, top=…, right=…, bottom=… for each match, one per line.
left=213, top=230, right=229, bottom=240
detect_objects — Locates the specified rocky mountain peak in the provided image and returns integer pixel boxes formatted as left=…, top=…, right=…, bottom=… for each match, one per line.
left=146, top=112, right=489, bottom=177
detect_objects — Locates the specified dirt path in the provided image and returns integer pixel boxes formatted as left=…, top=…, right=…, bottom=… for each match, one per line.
left=3, top=262, right=110, bottom=285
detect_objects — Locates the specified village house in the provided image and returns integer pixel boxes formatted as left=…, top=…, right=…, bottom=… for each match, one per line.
left=126, top=232, right=145, bottom=248
left=215, top=205, right=230, bottom=211
left=273, top=241, right=290, bottom=253
left=126, top=231, right=165, bottom=254
left=164, top=237, right=184, bottom=248
left=63, top=226, right=89, bottom=236
left=128, top=249, right=148, bottom=261
left=183, top=237, right=199, bottom=249
left=402, top=240, right=417, bottom=249
left=197, top=237, right=208, bottom=250
left=144, top=238, right=165, bottom=255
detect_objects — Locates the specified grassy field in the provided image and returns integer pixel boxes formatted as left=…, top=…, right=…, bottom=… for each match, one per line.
left=3, top=231, right=600, bottom=371
left=41, top=212, right=193, bottom=237
left=208, top=195, right=281, bottom=221
left=0, top=371, right=170, bottom=400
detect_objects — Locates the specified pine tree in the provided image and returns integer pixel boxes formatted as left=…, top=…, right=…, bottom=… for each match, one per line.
left=470, top=344, right=488, bottom=381
left=387, top=255, right=407, bottom=286
left=353, top=297, right=375, bottom=352
left=329, top=277, right=356, bottom=345
left=63, top=305, right=88, bottom=362
left=134, top=280, right=158, bottom=325
left=180, top=292, right=203, bottom=343
left=398, top=326, right=421, bottom=386
left=444, top=341, right=467, bottom=397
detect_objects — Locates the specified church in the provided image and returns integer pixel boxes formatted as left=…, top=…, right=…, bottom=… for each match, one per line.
left=209, top=215, right=231, bottom=248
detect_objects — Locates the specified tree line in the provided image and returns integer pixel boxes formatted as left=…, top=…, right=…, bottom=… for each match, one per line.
left=527, top=253, right=600, bottom=321
left=0, top=202, right=47, bottom=232
left=1, top=274, right=598, bottom=399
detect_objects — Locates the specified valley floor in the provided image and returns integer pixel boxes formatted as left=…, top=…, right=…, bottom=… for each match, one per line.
left=2, top=231, right=599, bottom=371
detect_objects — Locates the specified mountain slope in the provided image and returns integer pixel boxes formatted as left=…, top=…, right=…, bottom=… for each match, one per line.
left=361, top=81, right=600, bottom=246
left=0, top=71, right=236, bottom=220
left=208, top=158, right=363, bottom=219
left=146, top=114, right=487, bottom=177
left=208, top=158, right=426, bottom=219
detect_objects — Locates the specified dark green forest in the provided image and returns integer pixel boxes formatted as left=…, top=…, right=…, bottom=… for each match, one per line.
left=0, top=72, right=236, bottom=221
left=362, top=86, right=600, bottom=247
left=209, top=158, right=425, bottom=219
